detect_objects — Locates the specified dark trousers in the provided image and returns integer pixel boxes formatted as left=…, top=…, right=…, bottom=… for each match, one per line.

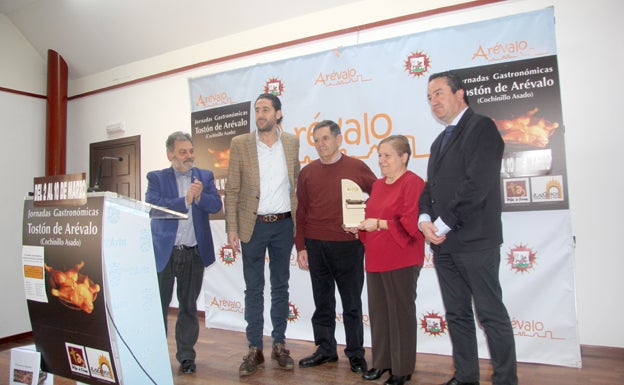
left=305, top=239, right=365, bottom=358
left=434, top=247, right=518, bottom=385
left=367, top=265, right=420, bottom=377
left=157, top=246, right=204, bottom=363
left=241, top=217, right=294, bottom=349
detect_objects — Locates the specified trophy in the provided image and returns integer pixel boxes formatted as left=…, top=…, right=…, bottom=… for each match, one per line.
left=341, top=179, right=366, bottom=227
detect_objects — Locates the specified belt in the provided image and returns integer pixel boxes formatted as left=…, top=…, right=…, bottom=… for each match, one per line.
left=257, top=212, right=291, bottom=223
left=174, top=244, right=197, bottom=251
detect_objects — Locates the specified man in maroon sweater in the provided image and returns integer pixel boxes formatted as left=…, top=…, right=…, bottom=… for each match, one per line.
left=296, top=120, right=376, bottom=374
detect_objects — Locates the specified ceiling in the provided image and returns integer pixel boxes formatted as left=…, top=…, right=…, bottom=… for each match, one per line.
left=0, top=0, right=362, bottom=79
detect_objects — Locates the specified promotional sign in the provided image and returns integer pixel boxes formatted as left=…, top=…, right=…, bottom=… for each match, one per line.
left=23, top=196, right=118, bottom=384
left=189, top=7, right=581, bottom=367
left=9, top=345, right=53, bottom=385
left=453, top=55, right=568, bottom=212
left=22, top=193, right=175, bottom=384
left=33, top=173, right=88, bottom=207
left=190, top=101, right=252, bottom=220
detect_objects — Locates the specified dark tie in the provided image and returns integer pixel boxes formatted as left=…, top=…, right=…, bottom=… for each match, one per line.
left=440, top=125, right=456, bottom=150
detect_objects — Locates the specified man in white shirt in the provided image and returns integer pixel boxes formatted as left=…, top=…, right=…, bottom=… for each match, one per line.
left=225, top=93, right=300, bottom=377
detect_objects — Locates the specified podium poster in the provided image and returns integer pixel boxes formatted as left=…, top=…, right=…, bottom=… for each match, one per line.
left=23, top=196, right=118, bottom=383
left=22, top=193, right=174, bottom=384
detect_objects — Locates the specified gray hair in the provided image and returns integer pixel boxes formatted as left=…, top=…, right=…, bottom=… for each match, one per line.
left=379, top=135, right=412, bottom=167
left=312, top=120, right=341, bottom=136
left=166, top=131, right=192, bottom=152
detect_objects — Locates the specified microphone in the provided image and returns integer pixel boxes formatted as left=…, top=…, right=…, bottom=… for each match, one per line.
left=88, top=156, right=123, bottom=192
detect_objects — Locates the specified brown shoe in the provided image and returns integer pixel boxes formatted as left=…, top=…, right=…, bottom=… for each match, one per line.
left=239, top=347, right=264, bottom=377
left=271, top=343, right=294, bottom=370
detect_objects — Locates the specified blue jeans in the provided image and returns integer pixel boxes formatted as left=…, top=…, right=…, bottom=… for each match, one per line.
left=305, top=238, right=365, bottom=358
left=241, top=217, right=294, bottom=349
left=157, top=246, right=204, bottom=363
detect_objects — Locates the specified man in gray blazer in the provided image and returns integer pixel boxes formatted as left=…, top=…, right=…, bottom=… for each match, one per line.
left=225, top=93, right=300, bottom=377
left=418, top=71, right=517, bottom=385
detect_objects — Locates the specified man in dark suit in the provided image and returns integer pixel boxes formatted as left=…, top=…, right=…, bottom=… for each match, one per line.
left=418, top=71, right=517, bottom=385
left=146, top=131, right=222, bottom=375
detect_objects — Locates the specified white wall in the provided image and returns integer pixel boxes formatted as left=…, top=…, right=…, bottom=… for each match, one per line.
left=555, top=0, right=624, bottom=348
left=0, top=91, right=46, bottom=338
left=2, top=0, right=623, bottom=349
left=0, top=14, right=46, bottom=94
left=0, top=15, right=46, bottom=339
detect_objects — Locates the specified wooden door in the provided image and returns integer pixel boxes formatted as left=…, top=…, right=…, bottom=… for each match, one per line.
left=89, top=135, right=141, bottom=199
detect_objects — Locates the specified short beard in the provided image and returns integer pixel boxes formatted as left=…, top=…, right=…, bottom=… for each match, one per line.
left=175, top=159, right=194, bottom=172
left=257, top=123, right=273, bottom=132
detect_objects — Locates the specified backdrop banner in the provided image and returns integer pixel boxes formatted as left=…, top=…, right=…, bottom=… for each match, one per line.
left=189, top=7, right=581, bottom=367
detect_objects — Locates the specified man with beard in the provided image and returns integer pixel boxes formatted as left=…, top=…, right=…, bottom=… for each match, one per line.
left=146, top=131, right=223, bottom=375
left=225, top=93, right=300, bottom=377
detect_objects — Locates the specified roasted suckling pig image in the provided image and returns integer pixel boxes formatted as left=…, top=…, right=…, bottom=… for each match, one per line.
left=207, top=147, right=230, bottom=169
left=494, top=108, right=559, bottom=148
left=45, top=261, right=101, bottom=314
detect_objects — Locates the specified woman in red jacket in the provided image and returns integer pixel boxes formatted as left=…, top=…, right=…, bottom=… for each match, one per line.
left=358, top=135, right=425, bottom=385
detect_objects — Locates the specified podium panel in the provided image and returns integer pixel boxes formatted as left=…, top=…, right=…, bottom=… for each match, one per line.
left=22, top=192, right=174, bottom=384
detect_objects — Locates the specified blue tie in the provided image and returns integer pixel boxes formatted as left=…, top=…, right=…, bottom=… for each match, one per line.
left=441, top=125, right=455, bottom=150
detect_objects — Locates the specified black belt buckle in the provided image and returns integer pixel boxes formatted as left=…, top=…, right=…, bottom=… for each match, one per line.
left=262, top=214, right=278, bottom=223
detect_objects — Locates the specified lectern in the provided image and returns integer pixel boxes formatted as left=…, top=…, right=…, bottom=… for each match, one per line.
left=22, top=192, right=183, bottom=385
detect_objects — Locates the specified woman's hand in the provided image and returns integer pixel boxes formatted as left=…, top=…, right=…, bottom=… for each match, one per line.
left=357, top=218, right=378, bottom=232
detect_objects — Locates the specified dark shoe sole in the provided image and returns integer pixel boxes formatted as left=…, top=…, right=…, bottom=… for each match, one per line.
left=180, top=360, right=196, bottom=374
left=239, top=362, right=264, bottom=377
left=363, top=368, right=391, bottom=381
left=273, top=359, right=295, bottom=370
left=298, top=356, right=338, bottom=368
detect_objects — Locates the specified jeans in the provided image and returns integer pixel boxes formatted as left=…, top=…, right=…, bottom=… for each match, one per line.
left=241, top=217, right=294, bottom=349
left=157, top=246, right=204, bottom=363
left=305, top=238, right=365, bottom=358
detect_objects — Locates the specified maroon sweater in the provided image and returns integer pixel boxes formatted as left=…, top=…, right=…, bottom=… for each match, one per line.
left=295, top=155, right=376, bottom=251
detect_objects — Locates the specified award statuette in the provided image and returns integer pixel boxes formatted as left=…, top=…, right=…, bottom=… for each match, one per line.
left=341, top=179, right=366, bottom=227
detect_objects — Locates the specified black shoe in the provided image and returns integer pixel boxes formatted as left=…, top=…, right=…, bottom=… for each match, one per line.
left=442, top=378, right=479, bottom=385
left=349, top=356, right=368, bottom=373
left=362, top=367, right=391, bottom=380
left=180, top=359, right=196, bottom=374
left=298, top=351, right=338, bottom=368
left=385, top=374, right=412, bottom=385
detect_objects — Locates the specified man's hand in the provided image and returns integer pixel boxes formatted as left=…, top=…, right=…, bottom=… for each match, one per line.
left=420, top=221, right=446, bottom=245
left=297, top=250, right=309, bottom=271
left=227, top=231, right=241, bottom=253
left=342, top=225, right=359, bottom=238
left=186, top=178, right=203, bottom=204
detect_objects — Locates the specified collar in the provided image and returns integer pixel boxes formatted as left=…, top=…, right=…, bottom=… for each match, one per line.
left=320, top=152, right=342, bottom=165
left=255, top=126, right=282, bottom=142
left=449, top=107, right=469, bottom=126
left=173, top=168, right=192, bottom=178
